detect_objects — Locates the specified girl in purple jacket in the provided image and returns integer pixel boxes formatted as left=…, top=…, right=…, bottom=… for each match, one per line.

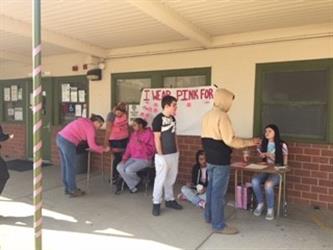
left=116, top=118, right=155, bottom=194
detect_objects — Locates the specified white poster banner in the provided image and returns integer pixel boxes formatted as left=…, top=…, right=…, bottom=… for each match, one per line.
left=128, top=104, right=140, bottom=124
left=138, top=86, right=215, bottom=136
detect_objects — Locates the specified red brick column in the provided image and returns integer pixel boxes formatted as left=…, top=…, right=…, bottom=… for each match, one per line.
left=0, top=123, right=26, bottom=159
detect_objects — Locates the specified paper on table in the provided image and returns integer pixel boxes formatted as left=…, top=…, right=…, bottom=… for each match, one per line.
left=231, top=162, right=247, bottom=168
left=245, top=164, right=268, bottom=170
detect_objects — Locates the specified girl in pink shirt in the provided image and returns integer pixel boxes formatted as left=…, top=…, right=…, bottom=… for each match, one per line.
left=57, top=114, right=109, bottom=197
left=115, top=118, right=155, bottom=194
left=104, top=103, right=129, bottom=182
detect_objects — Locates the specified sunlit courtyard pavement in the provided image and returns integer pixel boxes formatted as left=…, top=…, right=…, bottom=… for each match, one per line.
left=1, top=166, right=333, bottom=250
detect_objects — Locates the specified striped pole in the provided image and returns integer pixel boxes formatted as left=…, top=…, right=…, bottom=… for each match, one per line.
left=32, top=0, right=43, bottom=249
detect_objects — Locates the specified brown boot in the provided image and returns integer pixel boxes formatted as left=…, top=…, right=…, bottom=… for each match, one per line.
left=69, top=189, right=86, bottom=198
left=213, top=225, right=239, bottom=235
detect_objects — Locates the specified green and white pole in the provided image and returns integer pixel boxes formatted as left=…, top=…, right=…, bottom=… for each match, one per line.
left=32, top=0, right=43, bottom=249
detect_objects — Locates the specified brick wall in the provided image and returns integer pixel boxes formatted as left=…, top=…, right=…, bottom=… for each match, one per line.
left=0, top=123, right=26, bottom=159
left=177, top=136, right=333, bottom=210
left=41, top=127, right=333, bottom=210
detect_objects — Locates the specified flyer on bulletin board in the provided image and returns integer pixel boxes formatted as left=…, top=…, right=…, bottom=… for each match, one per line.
left=75, top=104, right=82, bottom=117
left=14, top=107, right=23, bottom=121
left=11, top=85, right=18, bottom=101
left=70, top=87, right=78, bottom=102
left=61, top=83, right=70, bottom=102
left=18, top=88, right=23, bottom=100
left=4, top=88, right=11, bottom=101
left=78, top=90, right=85, bottom=103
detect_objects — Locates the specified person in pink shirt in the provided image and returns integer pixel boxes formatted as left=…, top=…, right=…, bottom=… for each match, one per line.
left=56, top=114, right=109, bottom=197
left=104, top=103, right=130, bottom=182
left=115, top=118, right=155, bottom=194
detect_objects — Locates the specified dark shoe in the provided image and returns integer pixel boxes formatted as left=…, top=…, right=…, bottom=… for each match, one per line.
left=152, top=204, right=160, bottom=216
left=165, top=200, right=183, bottom=210
left=69, top=189, right=86, bottom=198
left=112, top=176, right=118, bottom=185
left=65, top=188, right=83, bottom=195
left=213, top=225, right=239, bottom=235
left=114, top=178, right=123, bottom=195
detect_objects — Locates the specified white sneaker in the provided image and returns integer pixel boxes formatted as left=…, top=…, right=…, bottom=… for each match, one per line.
left=253, top=204, right=264, bottom=216
left=265, top=210, right=274, bottom=220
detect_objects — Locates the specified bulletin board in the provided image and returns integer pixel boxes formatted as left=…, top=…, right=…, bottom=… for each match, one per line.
left=59, top=81, right=89, bottom=125
left=1, top=82, right=25, bottom=122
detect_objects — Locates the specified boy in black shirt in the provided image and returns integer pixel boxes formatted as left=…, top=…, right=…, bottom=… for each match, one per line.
left=152, top=95, right=182, bottom=216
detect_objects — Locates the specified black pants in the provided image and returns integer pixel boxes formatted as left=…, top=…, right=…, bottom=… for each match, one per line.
left=0, top=156, right=9, bottom=194
left=109, top=138, right=128, bottom=179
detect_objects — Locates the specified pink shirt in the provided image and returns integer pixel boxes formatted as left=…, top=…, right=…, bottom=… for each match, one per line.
left=109, top=114, right=129, bottom=140
left=122, top=128, right=155, bottom=161
left=58, top=118, right=104, bottom=154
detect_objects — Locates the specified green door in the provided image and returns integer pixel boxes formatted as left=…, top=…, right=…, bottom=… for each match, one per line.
left=27, top=78, right=53, bottom=161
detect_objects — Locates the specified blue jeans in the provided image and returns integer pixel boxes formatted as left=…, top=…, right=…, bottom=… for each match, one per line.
left=205, top=164, right=230, bottom=230
left=56, top=135, right=78, bottom=193
left=251, top=173, right=280, bottom=209
left=181, top=185, right=206, bottom=207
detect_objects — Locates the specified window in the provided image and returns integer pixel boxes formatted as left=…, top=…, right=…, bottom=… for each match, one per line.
left=111, top=67, right=211, bottom=106
left=254, top=59, right=333, bottom=143
left=115, top=78, right=151, bottom=104
left=163, top=75, right=207, bottom=88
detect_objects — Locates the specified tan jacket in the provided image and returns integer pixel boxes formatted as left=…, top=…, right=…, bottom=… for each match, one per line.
left=201, top=88, right=254, bottom=149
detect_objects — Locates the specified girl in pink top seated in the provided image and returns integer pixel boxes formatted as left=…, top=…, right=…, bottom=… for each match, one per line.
left=104, top=103, right=130, bottom=182
left=115, top=118, right=155, bottom=194
left=57, top=114, right=109, bottom=197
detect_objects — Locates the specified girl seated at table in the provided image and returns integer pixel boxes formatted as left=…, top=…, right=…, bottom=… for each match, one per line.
left=251, top=124, right=288, bottom=220
left=177, top=150, right=207, bottom=208
left=115, top=118, right=155, bottom=194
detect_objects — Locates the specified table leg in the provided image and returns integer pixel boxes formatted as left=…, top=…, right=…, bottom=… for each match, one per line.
left=110, top=153, right=113, bottom=190
left=86, top=151, right=91, bottom=189
left=101, top=153, right=104, bottom=181
left=234, top=169, right=238, bottom=208
left=283, top=173, right=288, bottom=216
left=277, top=173, right=283, bottom=218
left=241, top=170, right=244, bottom=185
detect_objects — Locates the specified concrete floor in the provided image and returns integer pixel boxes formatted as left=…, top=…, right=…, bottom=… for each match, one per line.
left=1, top=166, right=333, bottom=250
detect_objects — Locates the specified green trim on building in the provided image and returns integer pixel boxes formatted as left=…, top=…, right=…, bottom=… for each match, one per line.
left=254, top=58, right=333, bottom=143
left=111, top=67, right=211, bottom=108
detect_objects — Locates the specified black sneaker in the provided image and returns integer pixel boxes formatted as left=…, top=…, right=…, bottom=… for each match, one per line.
left=114, top=178, right=123, bottom=195
left=165, top=200, right=183, bottom=210
left=152, top=204, right=160, bottom=216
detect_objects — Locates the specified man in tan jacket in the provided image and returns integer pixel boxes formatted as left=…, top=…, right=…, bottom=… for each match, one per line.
left=201, top=88, right=260, bottom=234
